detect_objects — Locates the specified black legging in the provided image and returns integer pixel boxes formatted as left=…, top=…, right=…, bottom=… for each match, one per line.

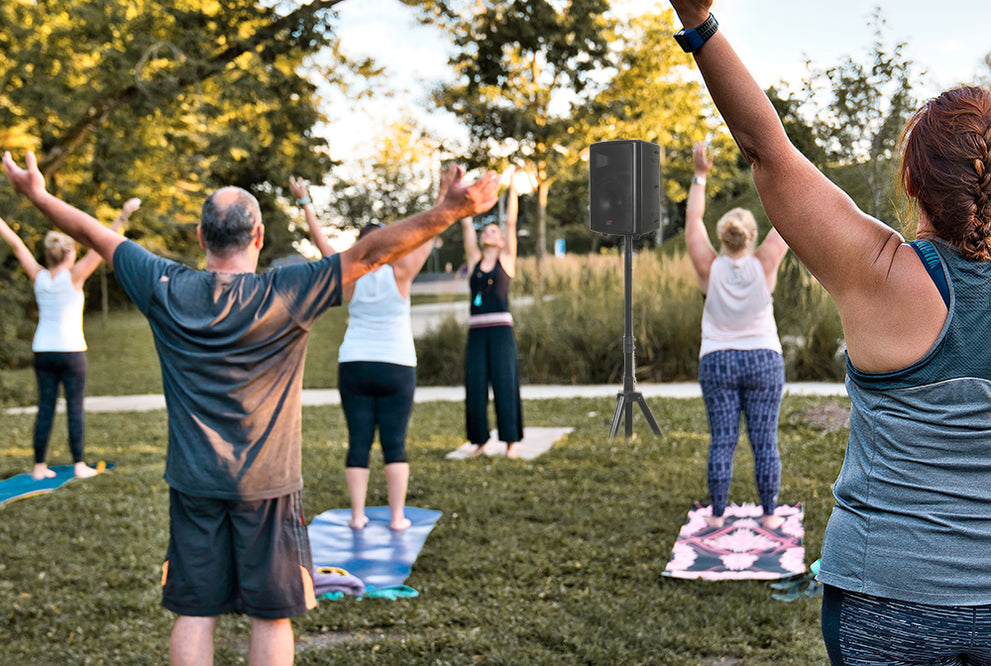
left=33, top=351, right=88, bottom=464
left=338, top=361, right=415, bottom=468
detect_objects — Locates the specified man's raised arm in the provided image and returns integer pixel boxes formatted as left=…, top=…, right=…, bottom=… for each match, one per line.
left=339, top=164, right=499, bottom=287
left=3, top=151, right=127, bottom=263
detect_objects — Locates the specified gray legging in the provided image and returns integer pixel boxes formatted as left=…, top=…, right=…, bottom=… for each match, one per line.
left=822, top=585, right=991, bottom=665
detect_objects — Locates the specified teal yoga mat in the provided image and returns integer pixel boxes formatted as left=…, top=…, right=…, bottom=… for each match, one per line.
left=0, top=463, right=114, bottom=507
left=308, top=506, right=442, bottom=591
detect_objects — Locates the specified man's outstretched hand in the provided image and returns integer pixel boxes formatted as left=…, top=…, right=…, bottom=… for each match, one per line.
left=438, top=165, right=500, bottom=219
left=3, top=151, right=47, bottom=201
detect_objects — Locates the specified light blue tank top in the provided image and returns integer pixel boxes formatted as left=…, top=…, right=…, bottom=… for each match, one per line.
left=338, top=265, right=416, bottom=367
left=818, top=238, right=991, bottom=605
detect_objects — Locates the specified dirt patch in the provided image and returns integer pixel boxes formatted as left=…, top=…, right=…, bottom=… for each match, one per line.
left=794, top=401, right=850, bottom=432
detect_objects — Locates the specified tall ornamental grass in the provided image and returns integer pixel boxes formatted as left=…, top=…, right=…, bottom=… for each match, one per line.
left=416, top=245, right=844, bottom=385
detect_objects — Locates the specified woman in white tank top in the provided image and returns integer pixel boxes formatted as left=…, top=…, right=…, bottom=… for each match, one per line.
left=292, top=177, right=434, bottom=532
left=0, top=201, right=136, bottom=480
left=684, top=142, right=789, bottom=530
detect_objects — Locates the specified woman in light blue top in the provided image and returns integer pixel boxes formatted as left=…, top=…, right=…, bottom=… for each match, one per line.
left=0, top=200, right=136, bottom=479
left=292, top=177, right=433, bottom=531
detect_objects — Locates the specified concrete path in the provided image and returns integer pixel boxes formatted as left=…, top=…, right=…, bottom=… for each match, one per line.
left=3, top=280, right=848, bottom=415
left=4, top=381, right=847, bottom=415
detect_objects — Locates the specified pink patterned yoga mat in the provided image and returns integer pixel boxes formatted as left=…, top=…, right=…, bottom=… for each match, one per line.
left=662, top=503, right=806, bottom=581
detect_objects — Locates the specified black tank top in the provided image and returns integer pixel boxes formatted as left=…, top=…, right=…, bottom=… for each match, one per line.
left=469, top=258, right=511, bottom=315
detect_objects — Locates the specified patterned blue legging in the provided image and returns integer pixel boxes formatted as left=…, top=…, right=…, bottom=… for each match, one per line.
left=698, top=348, right=784, bottom=517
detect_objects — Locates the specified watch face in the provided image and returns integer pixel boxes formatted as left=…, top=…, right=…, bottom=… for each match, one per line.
left=674, top=14, right=718, bottom=53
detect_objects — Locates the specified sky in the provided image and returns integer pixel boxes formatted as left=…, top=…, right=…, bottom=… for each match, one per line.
left=322, top=0, right=991, bottom=158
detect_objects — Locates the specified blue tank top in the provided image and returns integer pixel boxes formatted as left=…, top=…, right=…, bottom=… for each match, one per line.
left=818, top=238, right=991, bottom=605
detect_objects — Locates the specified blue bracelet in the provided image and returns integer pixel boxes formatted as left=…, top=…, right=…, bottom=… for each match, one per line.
left=297, top=196, right=312, bottom=206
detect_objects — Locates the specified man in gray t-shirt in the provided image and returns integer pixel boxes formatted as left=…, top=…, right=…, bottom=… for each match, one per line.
left=4, top=149, right=499, bottom=664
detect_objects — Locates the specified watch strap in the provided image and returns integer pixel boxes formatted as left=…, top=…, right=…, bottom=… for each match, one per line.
left=674, top=13, right=719, bottom=53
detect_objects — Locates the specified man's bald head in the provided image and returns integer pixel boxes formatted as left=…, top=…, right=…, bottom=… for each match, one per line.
left=200, top=187, right=262, bottom=257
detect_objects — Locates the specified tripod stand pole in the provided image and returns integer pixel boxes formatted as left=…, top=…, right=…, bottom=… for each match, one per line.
left=608, top=236, right=663, bottom=439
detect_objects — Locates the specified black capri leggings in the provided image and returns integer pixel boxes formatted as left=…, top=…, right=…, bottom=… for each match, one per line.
left=338, top=361, right=416, bottom=468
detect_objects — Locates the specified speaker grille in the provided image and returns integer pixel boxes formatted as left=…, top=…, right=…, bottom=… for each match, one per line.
left=588, top=140, right=661, bottom=237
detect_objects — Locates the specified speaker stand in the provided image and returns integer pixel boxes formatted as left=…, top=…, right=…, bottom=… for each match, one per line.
left=609, top=236, right=663, bottom=439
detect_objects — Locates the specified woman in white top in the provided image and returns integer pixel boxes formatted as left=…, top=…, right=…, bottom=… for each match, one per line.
left=291, top=176, right=433, bottom=531
left=684, top=142, right=789, bottom=530
left=0, top=200, right=136, bottom=479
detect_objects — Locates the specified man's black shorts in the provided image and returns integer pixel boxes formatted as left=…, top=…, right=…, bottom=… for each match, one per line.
left=161, top=488, right=316, bottom=619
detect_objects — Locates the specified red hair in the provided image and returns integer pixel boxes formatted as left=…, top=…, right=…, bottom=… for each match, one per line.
left=900, top=86, right=991, bottom=261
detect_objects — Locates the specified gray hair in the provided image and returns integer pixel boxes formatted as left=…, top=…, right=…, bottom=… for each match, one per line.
left=200, top=187, right=262, bottom=257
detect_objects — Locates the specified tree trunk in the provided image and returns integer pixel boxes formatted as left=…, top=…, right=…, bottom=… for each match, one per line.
left=535, top=180, right=549, bottom=287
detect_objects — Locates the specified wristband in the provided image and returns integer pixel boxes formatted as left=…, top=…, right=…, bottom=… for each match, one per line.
left=692, top=175, right=706, bottom=186
left=297, top=196, right=312, bottom=206
left=674, top=13, right=719, bottom=53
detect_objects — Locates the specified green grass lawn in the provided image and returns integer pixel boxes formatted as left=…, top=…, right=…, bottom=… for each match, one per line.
left=0, top=393, right=846, bottom=665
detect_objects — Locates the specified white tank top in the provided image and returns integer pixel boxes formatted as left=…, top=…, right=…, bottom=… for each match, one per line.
left=699, top=254, right=781, bottom=357
left=33, top=269, right=87, bottom=352
left=338, top=265, right=416, bottom=367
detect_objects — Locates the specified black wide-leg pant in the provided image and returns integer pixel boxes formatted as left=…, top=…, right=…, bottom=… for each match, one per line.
left=464, top=325, right=523, bottom=445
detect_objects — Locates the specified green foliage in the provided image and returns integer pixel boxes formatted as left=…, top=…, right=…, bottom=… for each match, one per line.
left=0, top=0, right=373, bottom=360
left=796, top=9, right=920, bottom=220
left=0, top=394, right=845, bottom=664
left=415, top=245, right=844, bottom=386
left=325, top=118, right=445, bottom=234
left=433, top=0, right=614, bottom=265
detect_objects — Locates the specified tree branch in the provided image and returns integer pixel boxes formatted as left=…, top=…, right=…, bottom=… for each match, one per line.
left=39, top=0, right=348, bottom=175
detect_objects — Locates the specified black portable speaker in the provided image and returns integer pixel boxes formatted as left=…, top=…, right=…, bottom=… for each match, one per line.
left=588, top=140, right=661, bottom=236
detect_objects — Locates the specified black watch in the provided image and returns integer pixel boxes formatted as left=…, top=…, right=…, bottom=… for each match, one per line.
left=674, top=13, right=719, bottom=53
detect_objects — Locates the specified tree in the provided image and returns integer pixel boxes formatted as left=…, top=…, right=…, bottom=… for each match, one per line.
left=0, top=0, right=380, bottom=365
left=581, top=8, right=738, bottom=245
left=325, top=116, right=444, bottom=233
left=428, top=0, right=614, bottom=282
left=0, top=0, right=363, bottom=265
left=798, top=9, right=920, bottom=220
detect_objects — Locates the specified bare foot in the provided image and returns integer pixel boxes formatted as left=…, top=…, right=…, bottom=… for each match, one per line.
left=73, top=462, right=100, bottom=479
left=505, top=444, right=520, bottom=459
left=32, top=464, right=56, bottom=480
left=467, top=444, right=488, bottom=457
left=705, top=515, right=725, bottom=529
left=349, top=515, right=369, bottom=530
left=762, top=514, right=786, bottom=530
left=390, top=518, right=412, bottom=531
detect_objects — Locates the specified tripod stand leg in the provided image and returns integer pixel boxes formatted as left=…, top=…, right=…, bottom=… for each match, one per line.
left=608, top=393, right=627, bottom=439
left=635, top=394, right=663, bottom=436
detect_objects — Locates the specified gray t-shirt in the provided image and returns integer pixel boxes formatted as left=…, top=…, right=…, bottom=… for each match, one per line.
left=113, top=240, right=341, bottom=500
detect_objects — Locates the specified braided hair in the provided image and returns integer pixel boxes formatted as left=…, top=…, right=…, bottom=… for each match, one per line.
left=900, top=86, right=991, bottom=261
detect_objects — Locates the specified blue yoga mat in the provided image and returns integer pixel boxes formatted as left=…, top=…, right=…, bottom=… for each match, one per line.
left=0, top=463, right=114, bottom=507
left=308, top=506, right=442, bottom=590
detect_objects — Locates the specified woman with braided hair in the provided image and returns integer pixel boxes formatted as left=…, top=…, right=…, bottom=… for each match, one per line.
left=667, top=0, right=991, bottom=662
